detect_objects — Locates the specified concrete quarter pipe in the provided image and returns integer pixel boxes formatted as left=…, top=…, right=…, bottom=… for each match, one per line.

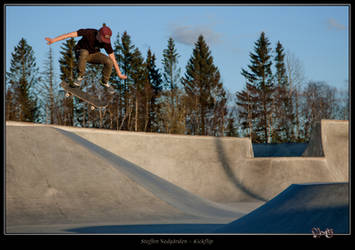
left=214, top=182, right=349, bottom=234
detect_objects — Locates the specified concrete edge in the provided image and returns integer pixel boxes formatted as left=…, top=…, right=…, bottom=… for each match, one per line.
left=5, top=121, right=251, bottom=141
left=5, top=121, right=333, bottom=161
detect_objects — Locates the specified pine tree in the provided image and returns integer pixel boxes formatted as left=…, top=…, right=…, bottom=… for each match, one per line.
left=144, top=49, right=163, bottom=132
left=38, top=47, right=59, bottom=124
left=274, top=41, right=294, bottom=142
left=225, top=117, right=239, bottom=137
left=224, top=98, right=240, bottom=137
left=162, top=37, right=181, bottom=91
left=5, top=87, right=15, bottom=121
left=238, top=32, right=275, bottom=143
left=210, top=85, right=227, bottom=136
left=182, top=35, right=226, bottom=136
left=59, top=38, right=77, bottom=84
left=58, top=38, right=77, bottom=126
left=113, top=31, right=136, bottom=130
left=6, top=38, right=40, bottom=122
left=130, top=48, right=144, bottom=131
left=275, top=42, right=288, bottom=87
left=236, top=83, right=259, bottom=141
left=161, top=37, right=185, bottom=134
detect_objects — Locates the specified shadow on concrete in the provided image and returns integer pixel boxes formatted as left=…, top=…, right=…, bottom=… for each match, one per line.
left=214, top=205, right=349, bottom=234
left=215, top=138, right=267, bottom=202
left=66, top=223, right=225, bottom=234
left=214, top=183, right=349, bottom=234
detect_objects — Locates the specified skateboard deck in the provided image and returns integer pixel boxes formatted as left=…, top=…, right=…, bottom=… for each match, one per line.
left=60, top=81, right=109, bottom=109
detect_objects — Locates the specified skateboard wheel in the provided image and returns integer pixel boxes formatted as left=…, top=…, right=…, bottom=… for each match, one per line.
left=91, top=105, right=95, bottom=110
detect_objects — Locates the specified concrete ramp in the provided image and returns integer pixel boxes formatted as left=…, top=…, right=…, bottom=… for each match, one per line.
left=303, top=121, right=324, bottom=157
left=55, top=125, right=258, bottom=202
left=54, top=128, right=242, bottom=219
left=53, top=121, right=347, bottom=202
left=321, top=120, right=349, bottom=181
left=214, top=183, right=349, bottom=234
left=6, top=125, right=245, bottom=233
left=5, top=120, right=349, bottom=234
left=6, top=126, right=187, bottom=227
left=303, top=120, right=348, bottom=181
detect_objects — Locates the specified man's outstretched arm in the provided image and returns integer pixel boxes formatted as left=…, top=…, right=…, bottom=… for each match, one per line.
left=108, top=53, right=127, bottom=80
left=45, top=31, right=78, bottom=45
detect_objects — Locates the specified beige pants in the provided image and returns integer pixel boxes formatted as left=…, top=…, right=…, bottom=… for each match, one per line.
left=75, top=49, right=113, bottom=83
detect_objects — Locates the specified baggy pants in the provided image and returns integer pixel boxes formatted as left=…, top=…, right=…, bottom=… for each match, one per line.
left=75, top=49, right=113, bottom=83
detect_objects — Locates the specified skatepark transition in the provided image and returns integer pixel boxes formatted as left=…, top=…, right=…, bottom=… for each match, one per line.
left=5, top=119, right=349, bottom=234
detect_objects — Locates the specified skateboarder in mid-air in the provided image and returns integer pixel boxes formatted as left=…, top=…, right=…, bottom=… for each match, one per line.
left=45, top=23, right=127, bottom=94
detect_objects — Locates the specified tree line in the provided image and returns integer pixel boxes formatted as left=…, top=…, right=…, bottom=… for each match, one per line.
left=5, top=31, right=349, bottom=143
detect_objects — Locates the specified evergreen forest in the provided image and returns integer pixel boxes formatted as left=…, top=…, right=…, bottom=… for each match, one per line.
left=6, top=32, right=349, bottom=143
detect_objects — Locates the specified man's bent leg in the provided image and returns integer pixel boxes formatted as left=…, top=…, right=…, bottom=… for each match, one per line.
left=76, top=49, right=90, bottom=77
left=87, top=52, right=113, bottom=83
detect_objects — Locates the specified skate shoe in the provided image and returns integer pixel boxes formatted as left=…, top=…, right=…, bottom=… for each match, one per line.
left=71, top=76, right=83, bottom=88
left=100, top=79, right=115, bottom=94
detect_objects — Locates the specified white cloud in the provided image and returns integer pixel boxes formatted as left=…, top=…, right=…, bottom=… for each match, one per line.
left=327, top=18, right=346, bottom=31
left=170, top=24, right=222, bottom=46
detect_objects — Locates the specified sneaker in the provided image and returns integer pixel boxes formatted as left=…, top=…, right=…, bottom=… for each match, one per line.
left=71, top=76, right=83, bottom=87
left=100, top=79, right=115, bottom=94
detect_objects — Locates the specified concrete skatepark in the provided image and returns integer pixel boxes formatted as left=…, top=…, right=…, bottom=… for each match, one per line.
left=5, top=119, right=349, bottom=234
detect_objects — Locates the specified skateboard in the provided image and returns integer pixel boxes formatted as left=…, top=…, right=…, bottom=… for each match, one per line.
left=60, top=81, right=109, bottom=110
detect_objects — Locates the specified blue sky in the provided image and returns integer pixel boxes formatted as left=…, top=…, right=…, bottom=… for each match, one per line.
left=5, top=5, right=349, bottom=94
